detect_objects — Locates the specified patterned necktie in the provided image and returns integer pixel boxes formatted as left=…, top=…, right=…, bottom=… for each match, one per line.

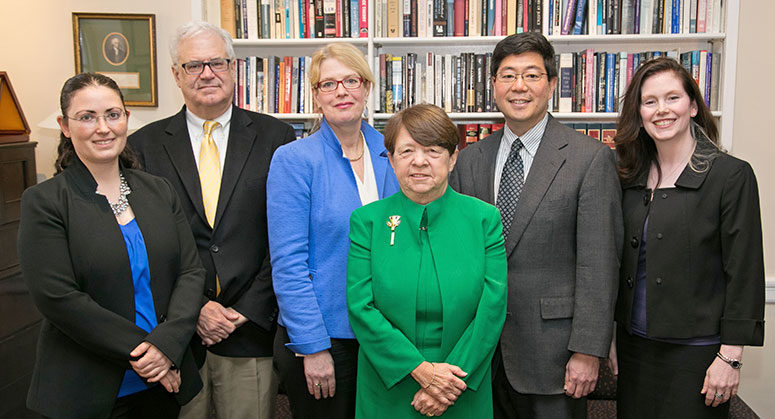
left=496, top=138, right=524, bottom=238
left=199, top=120, right=221, bottom=228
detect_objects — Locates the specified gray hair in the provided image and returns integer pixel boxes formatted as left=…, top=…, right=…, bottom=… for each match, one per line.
left=169, top=21, right=235, bottom=64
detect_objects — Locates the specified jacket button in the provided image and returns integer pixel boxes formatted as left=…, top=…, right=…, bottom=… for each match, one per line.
left=630, top=236, right=639, bottom=248
left=661, top=192, right=668, bottom=199
left=643, top=194, right=650, bottom=206
left=656, top=277, right=663, bottom=284
left=205, top=288, right=216, bottom=298
left=159, top=314, right=167, bottom=322
left=210, top=244, right=219, bottom=253
left=656, top=233, right=663, bottom=239
left=627, top=277, right=634, bottom=288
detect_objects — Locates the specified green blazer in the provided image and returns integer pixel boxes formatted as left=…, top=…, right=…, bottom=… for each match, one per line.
left=347, top=187, right=507, bottom=395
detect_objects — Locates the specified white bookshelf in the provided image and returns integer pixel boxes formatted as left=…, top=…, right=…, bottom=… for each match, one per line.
left=204, top=0, right=739, bottom=150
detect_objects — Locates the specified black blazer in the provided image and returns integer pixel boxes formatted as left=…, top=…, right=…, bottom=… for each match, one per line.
left=615, top=152, right=765, bottom=346
left=18, top=158, right=205, bottom=419
left=128, top=106, right=295, bottom=360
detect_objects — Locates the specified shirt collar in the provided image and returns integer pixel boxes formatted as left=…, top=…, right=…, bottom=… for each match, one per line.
left=185, top=106, right=232, bottom=133
left=502, top=114, right=548, bottom=156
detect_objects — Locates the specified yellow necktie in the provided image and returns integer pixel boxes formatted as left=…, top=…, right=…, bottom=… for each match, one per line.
left=200, top=120, right=222, bottom=296
left=199, top=120, right=221, bottom=228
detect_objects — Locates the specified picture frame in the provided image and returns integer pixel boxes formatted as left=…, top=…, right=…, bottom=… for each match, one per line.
left=72, top=13, right=158, bottom=107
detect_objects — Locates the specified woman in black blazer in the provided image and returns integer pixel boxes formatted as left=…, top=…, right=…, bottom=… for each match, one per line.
left=17, top=73, right=205, bottom=419
left=610, top=58, right=765, bottom=419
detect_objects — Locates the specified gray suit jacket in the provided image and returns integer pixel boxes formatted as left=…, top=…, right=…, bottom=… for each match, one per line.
left=449, top=115, right=623, bottom=394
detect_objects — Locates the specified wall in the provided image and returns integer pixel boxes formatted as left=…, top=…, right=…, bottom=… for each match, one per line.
left=731, top=1, right=775, bottom=416
left=0, top=0, right=193, bottom=179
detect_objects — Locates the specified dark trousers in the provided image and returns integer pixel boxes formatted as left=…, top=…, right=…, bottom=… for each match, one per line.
left=109, top=385, right=180, bottom=419
left=492, top=347, right=586, bottom=419
left=273, top=326, right=359, bottom=419
left=616, top=325, right=730, bottom=419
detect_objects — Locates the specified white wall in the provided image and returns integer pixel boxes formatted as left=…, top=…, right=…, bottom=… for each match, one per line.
left=731, top=1, right=775, bottom=416
left=0, top=0, right=192, bottom=179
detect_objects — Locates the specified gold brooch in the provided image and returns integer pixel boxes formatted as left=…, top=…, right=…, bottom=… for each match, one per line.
left=386, top=215, right=401, bottom=246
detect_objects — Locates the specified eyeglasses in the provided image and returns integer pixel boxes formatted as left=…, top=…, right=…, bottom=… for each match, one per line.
left=494, top=71, right=548, bottom=84
left=65, top=109, right=126, bottom=126
left=315, top=77, right=364, bottom=92
left=179, top=58, right=232, bottom=75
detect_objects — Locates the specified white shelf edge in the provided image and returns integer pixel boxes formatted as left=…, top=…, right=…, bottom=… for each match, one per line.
left=264, top=113, right=321, bottom=120
left=233, top=38, right=369, bottom=47
left=374, top=33, right=725, bottom=46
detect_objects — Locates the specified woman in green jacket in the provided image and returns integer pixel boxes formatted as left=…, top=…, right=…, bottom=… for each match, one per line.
left=347, top=104, right=508, bottom=418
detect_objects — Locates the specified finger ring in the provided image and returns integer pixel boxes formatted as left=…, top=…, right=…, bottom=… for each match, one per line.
left=426, top=414, right=434, bottom=417
left=314, top=383, right=321, bottom=387
left=715, top=392, right=724, bottom=399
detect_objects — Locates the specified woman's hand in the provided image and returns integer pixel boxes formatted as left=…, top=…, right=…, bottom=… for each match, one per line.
left=411, top=388, right=450, bottom=417
left=159, top=369, right=181, bottom=393
left=129, top=342, right=172, bottom=382
left=701, top=345, right=743, bottom=407
left=303, top=349, right=336, bottom=399
left=411, top=361, right=467, bottom=405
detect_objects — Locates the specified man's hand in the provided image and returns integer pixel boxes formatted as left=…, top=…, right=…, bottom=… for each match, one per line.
left=196, top=301, right=239, bottom=346
left=411, top=388, right=450, bottom=417
left=303, top=350, right=336, bottom=400
left=224, top=307, right=249, bottom=327
left=564, top=352, right=599, bottom=399
left=159, top=369, right=181, bottom=393
left=129, top=342, right=172, bottom=382
left=607, top=338, right=618, bottom=376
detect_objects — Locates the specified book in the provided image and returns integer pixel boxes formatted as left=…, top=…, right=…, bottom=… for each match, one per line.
left=359, top=0, right=369, bottom=36
left=561, top=0, right=577, bottom=34
left=559, top=52, right=574, bottom=112
left=572, top=0, right=587, bottom=35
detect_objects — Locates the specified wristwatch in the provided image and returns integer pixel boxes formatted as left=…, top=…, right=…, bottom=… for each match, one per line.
left=716, top=352, right=742, bottom=369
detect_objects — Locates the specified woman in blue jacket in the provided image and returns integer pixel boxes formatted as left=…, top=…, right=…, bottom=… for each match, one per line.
left=267, top=43, right=399, bottom=419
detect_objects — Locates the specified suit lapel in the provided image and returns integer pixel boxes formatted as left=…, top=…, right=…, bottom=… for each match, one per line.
left=161, top=109, right=208, bottom=226
left=504, top=118, right=567, bottom=256
left=215, top=107, right=256, bottom=230
left=474, top=130, right=502, bottom=205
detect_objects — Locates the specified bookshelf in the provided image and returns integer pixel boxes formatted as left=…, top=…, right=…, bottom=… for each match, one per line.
left=205, top=0, right=739, bottom=150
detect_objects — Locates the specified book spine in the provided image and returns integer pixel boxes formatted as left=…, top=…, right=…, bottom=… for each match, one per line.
left=474, top=54, right=485, bottom=111
left=485, top=53, right=493, bottom=111
left=704, top=51, right=712, bottom=107
left=336, top=0, right=343, bottom=36
left=392, top=56, right=403, bottom=111
left=404, top=0, right=412, bottom=35
left=417, top=0, right=425, bottom=36
left=559, top=53, right=573, bottom=112
left=596, top=52, right=606, bottom=112
left=379, top=54, right=386, bottom=113
left=710, top=50, right=720, bottom=110
left=387, top=0, right=400, bottom=36
left=534, top=0, right=543, bottom=33
left=621, top=0, right=634, bottom=34
left=689, top=0, right=697, bottom=32
left=605, top=53, right=615, bottom=112
left=561, top=0, right=577, bottom=34
left=221, top=0, right=237, bottom=37
left=359, top=0, right=369, bottom=36
left=454, top=0, right=466, bottom=35
left=698, top=50, right=707, bottom=102
left=585, top=49, right=594, bottom=112
left=572, top=0, right=586, bottom=34
left=697, top=0, right=707, bottom=32
left=385, top=54, right=394, bottom=113
left=633, top=0, right=640, bottom=33
left=434, top=0, right=448, bottom=35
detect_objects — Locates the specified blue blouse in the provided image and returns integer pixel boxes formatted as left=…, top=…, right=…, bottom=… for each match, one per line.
left=116, top=218, right=158, bottom=398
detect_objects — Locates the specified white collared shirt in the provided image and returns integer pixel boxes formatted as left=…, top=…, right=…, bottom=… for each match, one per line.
left=493, top=113, right=549, bottom=202
left=350, top=133, right=379, bottom=206
left=186, top=107, right=233, bottom=175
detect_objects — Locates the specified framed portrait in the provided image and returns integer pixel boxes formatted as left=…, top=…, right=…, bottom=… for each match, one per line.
left=72, top=13, right=158, bottom=107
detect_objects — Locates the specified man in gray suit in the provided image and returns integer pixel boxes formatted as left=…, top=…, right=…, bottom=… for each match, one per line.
left=449, top=32, right=623, bottom=419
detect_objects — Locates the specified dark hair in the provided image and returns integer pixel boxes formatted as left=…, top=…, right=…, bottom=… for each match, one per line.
left=384, top=104, right=458, bottom=156
left=55, top=73, right=139, bottom=174
left=614, top=57, right=720, bottom=184
left=491, top=32, right=557, bottom=80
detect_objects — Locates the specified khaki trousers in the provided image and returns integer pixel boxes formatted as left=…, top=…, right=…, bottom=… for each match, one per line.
left=179, top=352, right=277, bottom=419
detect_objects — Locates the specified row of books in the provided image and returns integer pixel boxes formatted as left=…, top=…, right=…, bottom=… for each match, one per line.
left=232, top=49, right=718, bottom=115
left=547, top=0, right=724, bottom=36
left=552, top=48, right=720, bottom=113
left=374, top=0, right=723, bottom=37
left=220, top=0, right=723, bottom=39
left=457, top=122, right=617, bottom=148
left=220, top=0, right=368, bottom=39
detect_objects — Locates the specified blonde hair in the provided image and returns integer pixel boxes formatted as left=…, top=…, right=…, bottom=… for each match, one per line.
left=308, top=43, right=374, bottom=89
